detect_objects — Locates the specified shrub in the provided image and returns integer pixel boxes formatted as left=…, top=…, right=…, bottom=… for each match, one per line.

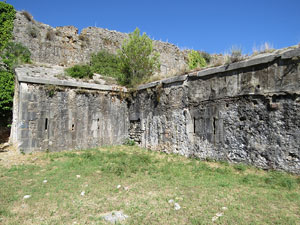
left=45, top=30, right=55, bottom=41
left=27, top=24, right=39, bottom=38
left=65, top=64, right=93, bottom=79
left=0, top=42, right=31, bottom=113
left=117, top=28, right=160, bottom=87
left=0, top=2, right=15, bottom=52
left=90, top=50, right=123, bottom=78
left=188, top=50, right=207, bottom=69
left=227, top=46, right=243, bottom=63
left=21, top=10, right=33, bottom=22
left=124, top=138, right=135, bottom=146
left=198, top=51, right=211, bottom=64
left=1, top=42, right=31, bottom=68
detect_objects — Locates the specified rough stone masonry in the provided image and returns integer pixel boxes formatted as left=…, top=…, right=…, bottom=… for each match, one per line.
left=12, top=11, right=188, bottom=76
left=10, top=47, right=300, bottom=174
left=10, top=65, right=129, bottom=153
left=128, top=48, right=300, bottom=174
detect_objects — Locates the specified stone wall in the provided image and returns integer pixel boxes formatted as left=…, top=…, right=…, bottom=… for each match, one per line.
left=128, top=48, right=300, bottom=173
left=11, top=66, right=129, bottom=153
left=10, top=45, right=300, bottom=173
left=13, top=11, right=188, bottom=75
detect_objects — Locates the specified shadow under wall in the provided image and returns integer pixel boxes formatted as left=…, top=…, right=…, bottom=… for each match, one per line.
left=0, top=109, right=12, bottom=143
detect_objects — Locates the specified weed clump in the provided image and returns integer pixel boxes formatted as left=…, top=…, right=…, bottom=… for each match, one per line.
left=21, top=10, right=33, bottom=22
left=26, top=24, right=39, bottom=38
left=227, top=46, right=243, bottom=63
left=124, top=138, right=135, bottom=146
left=252, top=42, right=275, bottom=56
left=45, top=30, right=55, bottom=41
left=65, top=64, right=93, bottom=79
left=188, top=50, right=207, bottom=70
left=90, top=50, right=123, bottom=78
left=198, top=51, right=211, bottom=64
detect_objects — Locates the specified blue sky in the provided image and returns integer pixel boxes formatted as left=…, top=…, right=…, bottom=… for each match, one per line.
left=6, top=0, right=300, bottom=54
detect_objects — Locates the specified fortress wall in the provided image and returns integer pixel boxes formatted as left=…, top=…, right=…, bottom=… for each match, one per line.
left=13, top=11, right=187, bottom=75
left=10, top=39, right=300, bottom=172
left=128, top=49, right=300, bottom=173
left=11, top=70, right=129, bottom=153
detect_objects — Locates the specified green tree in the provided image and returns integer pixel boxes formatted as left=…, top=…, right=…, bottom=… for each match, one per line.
left=117, top=28, right=160, bottom=87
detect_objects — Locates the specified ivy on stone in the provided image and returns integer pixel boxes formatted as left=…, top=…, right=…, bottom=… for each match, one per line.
left=0, top=1, right=15, bottom=52
left=0, top=2, right=31, bottom=126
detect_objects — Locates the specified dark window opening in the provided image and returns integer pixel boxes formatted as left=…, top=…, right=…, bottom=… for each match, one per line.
left=193, top=118, right=196, bottom=133
left=45, top=118, right=48, bottom=130
left=72, top=124, right=75, bottom=131
left=213, top=117, right=216, bottom=135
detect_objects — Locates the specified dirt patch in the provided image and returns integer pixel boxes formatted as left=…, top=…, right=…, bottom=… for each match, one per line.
left=0, top=127, right=10, bottom=144
left=0, top=146, right=48, bottom=168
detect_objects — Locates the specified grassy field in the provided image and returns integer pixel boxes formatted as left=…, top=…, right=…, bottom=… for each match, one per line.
left=0, top=145, right=299, bottom=224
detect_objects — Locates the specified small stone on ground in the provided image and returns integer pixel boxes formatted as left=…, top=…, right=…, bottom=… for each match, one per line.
left=174, top=203, right=181, bottom=210
left=168, top=199, right=174, bottom=204
left=23, top=195, right=31, bottom=199
left=101, top=211, right=128, bottom=224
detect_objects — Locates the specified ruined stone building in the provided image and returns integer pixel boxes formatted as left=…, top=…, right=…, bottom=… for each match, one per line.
left=9, top=11, right=300, bottom=173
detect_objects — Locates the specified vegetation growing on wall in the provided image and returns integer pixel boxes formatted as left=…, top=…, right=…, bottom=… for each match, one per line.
left=0, top=2, right=31, bottom=126
left=66, top=51, right=122, bottom=79
left=0, top=2, right=15, bottom=52
left=65, top=64, right=93, bottom=79
left=227, top=46, right=243, bottom=63
left=90, top=50, right=123, bottom=78
left=198, top=51, right=211, bottom=64
left=117, top=28, right=160, bottom=87
left=188, top=50, right=207, bottom=70
left=66, top=28, right=160, bottom=87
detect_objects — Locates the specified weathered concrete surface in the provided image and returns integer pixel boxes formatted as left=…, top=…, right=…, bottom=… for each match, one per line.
left=13, top=11, right=188, bottom=76
left=129, top=48, right=300, bottom=173
left=11, top=66, right=129, bottom=153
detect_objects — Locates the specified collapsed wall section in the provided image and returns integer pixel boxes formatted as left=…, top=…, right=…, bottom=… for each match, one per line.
left=128, top=49, right=300, bottom=173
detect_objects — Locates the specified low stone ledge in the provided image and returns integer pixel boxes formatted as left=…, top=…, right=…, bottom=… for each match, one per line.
left=162, top=75, right=187, bottom=84
left=137, top=81, right=161, bottom=90
left=280, top=48, right=300, bottom=59
left=196, top=54, right=279, bottom=78
left=17, top=75, right=127, bottom=92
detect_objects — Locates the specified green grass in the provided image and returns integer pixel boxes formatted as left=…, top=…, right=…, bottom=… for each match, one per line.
left=0, top=146, right=299, bottom=224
